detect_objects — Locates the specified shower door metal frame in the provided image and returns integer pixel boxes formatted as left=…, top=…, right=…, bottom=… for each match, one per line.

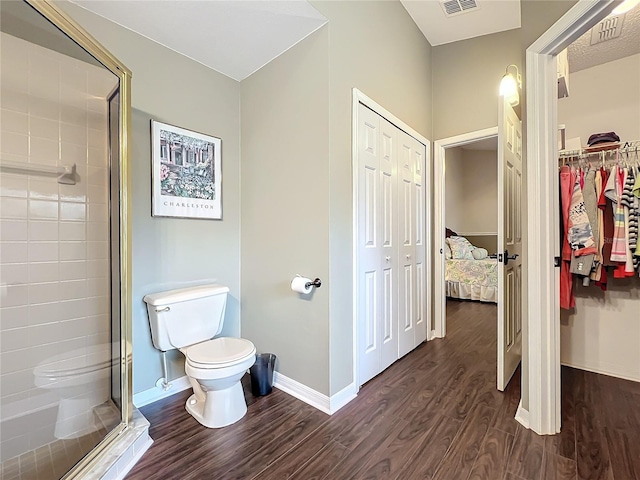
left=23, top=1, right=133, bottom=478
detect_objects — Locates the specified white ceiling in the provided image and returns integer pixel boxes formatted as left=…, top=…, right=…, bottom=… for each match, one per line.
left=568, top=7, right=640, bottom=72
left=400, top=0, right=521, bottom=46
left=68, top=0, right=327, bottom=81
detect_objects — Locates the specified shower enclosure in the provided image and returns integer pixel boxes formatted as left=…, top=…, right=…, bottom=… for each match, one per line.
left=0, top=1, right=133, bottom=478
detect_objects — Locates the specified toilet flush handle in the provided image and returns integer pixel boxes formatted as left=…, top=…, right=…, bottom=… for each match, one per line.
left=155, top=306, right=170, bottom=313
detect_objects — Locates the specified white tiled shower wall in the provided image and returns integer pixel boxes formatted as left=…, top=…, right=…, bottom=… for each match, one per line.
left=0, top=32, right=117, bottom=461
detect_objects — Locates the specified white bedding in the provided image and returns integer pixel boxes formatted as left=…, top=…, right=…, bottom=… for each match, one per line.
left=445, top=258, right=498, bottom=303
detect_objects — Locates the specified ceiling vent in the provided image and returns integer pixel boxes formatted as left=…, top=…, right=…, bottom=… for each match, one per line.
left=440, top=0, right=479, bottom=17
left=590, top=14, right=624, bottom=45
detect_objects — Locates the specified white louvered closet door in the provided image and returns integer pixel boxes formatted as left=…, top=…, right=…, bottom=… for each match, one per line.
left=357, top=103, right=426, bottom=386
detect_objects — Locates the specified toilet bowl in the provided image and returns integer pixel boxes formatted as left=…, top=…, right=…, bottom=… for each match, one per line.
left=144, top=284, right=256, bottom=428
left=181, top=337, right=256, bottom=428
left=33, top=344, right=116, bottom=439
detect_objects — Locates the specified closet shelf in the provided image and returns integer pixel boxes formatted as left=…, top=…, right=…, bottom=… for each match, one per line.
left=0, top=159, right=76, bottom=185
left=559, top=139, right=640, bottom=160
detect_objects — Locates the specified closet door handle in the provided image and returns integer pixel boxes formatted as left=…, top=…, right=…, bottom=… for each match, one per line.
left=385, top=256, right=391, bottom=262
left=406, top=254, right=411, bottom=260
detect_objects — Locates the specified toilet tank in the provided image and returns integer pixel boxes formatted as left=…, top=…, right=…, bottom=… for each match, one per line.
left=143, top=284, right=229, bottom=351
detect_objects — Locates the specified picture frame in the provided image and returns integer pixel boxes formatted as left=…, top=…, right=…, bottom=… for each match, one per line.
left=151, top=120, right=222, bottom=219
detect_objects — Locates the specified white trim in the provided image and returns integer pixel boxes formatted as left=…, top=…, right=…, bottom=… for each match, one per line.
left=273, top=372, right=357, bottom=415
left=132, top=376, right=191, bottom=408
left=515, top=400, right=530, bottom=429
left=351, top=88, right=431, bottom=389
left=329, top=382, right=358, bottom=413
left=561, top=361, right=640, bottom=383
left=433, top=127, right=498, bottom=339
left=457, top=231, right=498, bottom=236
left=525, top=0, right=615, bottom=435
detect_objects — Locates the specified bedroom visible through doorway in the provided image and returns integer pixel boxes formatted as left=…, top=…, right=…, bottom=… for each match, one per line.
left=434, top=126, right=522, bottom=392
left=439, top=135, right=499, bottom=344
left=434, top=128, right=499, bottom=339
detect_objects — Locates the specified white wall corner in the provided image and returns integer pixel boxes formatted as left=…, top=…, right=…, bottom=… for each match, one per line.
left=132, top=376, right=191, bottom=408
left=273, top=372, right=357, bottom=415
left=328, top=383, right=357, bottom=414
left=515, top=400, right=530, bottom=429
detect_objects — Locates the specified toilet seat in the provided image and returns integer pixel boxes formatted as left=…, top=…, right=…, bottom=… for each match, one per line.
left=184, top=337, right=255, bottom=370
left=34, top=344, right=115, bottom=380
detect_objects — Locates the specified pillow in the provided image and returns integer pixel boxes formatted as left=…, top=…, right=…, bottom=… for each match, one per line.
left=447, top=236, right=475, bottom=260
left=472, top=248, right=488, bottom=260
left=444, top=243, right=452, bottom=259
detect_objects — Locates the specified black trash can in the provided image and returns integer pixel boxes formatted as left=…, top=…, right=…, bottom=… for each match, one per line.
left=250, top=353, right=276, bottom=396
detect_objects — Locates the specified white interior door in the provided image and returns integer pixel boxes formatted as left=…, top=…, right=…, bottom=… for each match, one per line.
left=379, top=117, right=400, bottom=372
left=398, top=131, right=427, bottom=357
left=497, top=97, right=523, bottom=391
left=412, top=135, right=427, bottom=348
left=356, top=102, right=427, bottom=385
left=356, top=105, right=398, bottom=384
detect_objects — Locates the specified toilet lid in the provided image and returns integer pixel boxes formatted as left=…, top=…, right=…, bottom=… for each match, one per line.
left=185, top=337, right=255, bottom=367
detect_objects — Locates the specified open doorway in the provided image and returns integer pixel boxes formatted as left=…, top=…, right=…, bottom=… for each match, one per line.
left=434, top=104, right=523, bottom=394
left=433, top=129, right=504, bottom=390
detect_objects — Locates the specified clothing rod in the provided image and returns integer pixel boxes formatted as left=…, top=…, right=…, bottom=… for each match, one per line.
left=0, top=159, right=76, bottom=185
left=558, top=139, right=640, bottom=160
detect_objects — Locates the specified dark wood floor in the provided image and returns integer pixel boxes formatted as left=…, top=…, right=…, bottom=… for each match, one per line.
left=127, top=300, right=640, bottom=480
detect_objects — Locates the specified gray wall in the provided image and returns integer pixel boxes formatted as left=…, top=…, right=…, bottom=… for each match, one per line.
left=241, top=0, right=433, bottom=396
left=445, top=148, right=497, bottom=236
left=58, top=2, right=242, bottom=394
left=432, top=29, right=521, bottom=140
left=240, top=27, right=331, bottom=394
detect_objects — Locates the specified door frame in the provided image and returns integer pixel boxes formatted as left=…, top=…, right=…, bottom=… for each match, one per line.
left=433, top=127, right=498, bottom=338
left=525, top=0, right=615, bottom=435
left=351, top=88, right=431, bottom=390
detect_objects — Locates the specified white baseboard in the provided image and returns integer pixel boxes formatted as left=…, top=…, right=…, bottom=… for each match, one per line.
left=133, top=376, right=191, bottom=408
left=329, top=382, right=358, bottom=414
left=115, top=436, right=153, bottom=480
left=133, top=372, right=359, bottom=415
left=273, top=372, right=356, bottom=415
left=515, top=400, right=530, bottom=429
left=561, top=360, right=640, bottom=383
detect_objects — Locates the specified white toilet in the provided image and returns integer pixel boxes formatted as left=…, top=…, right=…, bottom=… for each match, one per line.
left=33, top=343, right=116, bottom=439
left=143, top=284, right=256, bottom=428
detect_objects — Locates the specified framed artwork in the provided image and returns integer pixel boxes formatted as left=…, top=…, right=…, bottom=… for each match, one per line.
left=151, top=120, right=222, bottom=219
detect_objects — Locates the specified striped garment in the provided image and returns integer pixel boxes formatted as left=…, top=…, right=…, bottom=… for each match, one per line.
left=621, top=167, right=639, bottom=270
left=609, top=167, right=627, bottom=263
left=633, top=167, right=640, bottom=199
left=620, top=168, right=638, bottom=273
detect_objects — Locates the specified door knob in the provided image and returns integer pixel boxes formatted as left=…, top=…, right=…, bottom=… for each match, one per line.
left=503, top=250, right=519, bottom=266
left=406, top=254, right=411, bottom=260
left=385, top=256, right=391, bottom=262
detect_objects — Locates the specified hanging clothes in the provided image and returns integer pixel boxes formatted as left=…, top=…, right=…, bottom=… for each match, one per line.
left=621, top=168, right=638, bottom=274
left=568, top=172, right=597, bottom=256
left=609, top=167, right=627, bottom=264
left=560, top=165, right=576, bottom=309
left=558, top=153, right=640, bottom=309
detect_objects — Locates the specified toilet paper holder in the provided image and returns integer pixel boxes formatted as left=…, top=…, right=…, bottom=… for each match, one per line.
left=305, top=278, right=322, bottom=289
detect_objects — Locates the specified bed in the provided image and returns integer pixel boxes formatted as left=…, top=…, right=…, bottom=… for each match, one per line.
left=444, top=231, right=498, bottom=303
left=445, top=257, right=498, bottom=303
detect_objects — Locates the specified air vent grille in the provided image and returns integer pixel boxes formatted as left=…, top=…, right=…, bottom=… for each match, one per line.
left=441, top=0, right=479, bottom=17
left=590, top=15, right=624, bottom=45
